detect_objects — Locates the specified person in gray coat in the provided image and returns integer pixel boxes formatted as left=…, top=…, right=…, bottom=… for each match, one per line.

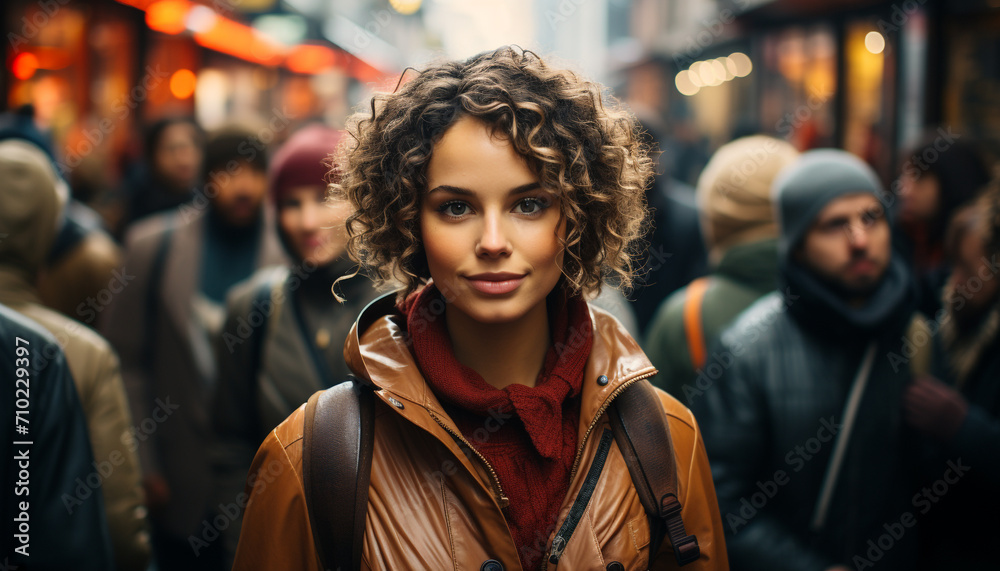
left=692, top=150, right=923, bottom=571
left=101, top=126, right=286, bottom=570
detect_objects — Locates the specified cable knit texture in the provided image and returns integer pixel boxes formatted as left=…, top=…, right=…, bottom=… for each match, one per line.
left=402, top=283, right=592, bottom=570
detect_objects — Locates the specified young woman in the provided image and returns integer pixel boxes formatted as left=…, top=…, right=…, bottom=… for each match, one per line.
left=232, top=47, right=727, bottom=571
left=896, top=133, right=991, bottom=316
left=211, top=124, right=380, bottom=563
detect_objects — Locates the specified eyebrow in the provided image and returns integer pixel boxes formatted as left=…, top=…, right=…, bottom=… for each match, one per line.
left=426, top=182, right=541, bottom=196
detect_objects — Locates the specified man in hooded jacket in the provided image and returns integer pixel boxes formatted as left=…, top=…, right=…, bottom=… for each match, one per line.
left=692, top=150, right=923, bottom=570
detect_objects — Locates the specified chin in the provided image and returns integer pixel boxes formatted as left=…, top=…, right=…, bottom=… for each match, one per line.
left=840, top=276, right=881, bottom=297
left=445, top=287, right=544, bottom=326
left=454, top=301, right=527, bottom=325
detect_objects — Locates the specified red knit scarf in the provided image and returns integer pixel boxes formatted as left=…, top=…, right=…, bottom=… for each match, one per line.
left=402, top=284, right=593, bottom=570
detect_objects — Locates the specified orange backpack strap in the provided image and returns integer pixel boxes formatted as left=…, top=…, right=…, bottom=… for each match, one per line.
left=683, top=277, right=711, bottom=371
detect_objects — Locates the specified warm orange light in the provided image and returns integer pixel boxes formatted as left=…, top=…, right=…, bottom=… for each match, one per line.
left=286, top=45, right=336, bottom=74
left=115, top=0, right=158, bottom=9
left=194, top=18, right=284, bottom=66
left=146, top=1, right=190, bottom=35
left=116, top=0, right=381, bottom=80
left=170, top=69, right=197, bottom=99
left=34, top=47, right=72, bottom=71
left=11, top=53, right=39, bottom=80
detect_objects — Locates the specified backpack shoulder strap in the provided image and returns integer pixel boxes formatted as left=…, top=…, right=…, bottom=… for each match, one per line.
left=682, top=277, right=711, bottom=371
left=249, top=275, right=280, bottom=377
left=906, top=314, right=933, bottom=377
left=302, top=379, right=375, bottom=571
left=608, top=379, right=700, bottom=567
left=143, top=223, right=174, bottom=366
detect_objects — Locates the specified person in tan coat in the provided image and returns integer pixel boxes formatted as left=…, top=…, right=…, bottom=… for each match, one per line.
left=233, top=47, right=727, bottom=570
left=0, top=138, right=151, bottom=570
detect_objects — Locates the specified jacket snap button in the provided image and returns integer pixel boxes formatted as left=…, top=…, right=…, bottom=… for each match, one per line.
left=606, top=563, right=625, bottom=571
left=480, top=560, right=503, bottom=571
left=387, top=396, right=404, bottom=409
left=597, top=375, right=609, bottom=386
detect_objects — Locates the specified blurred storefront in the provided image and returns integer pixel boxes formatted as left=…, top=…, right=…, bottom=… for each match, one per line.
left=618, top=0, right=1000, bottom=185
left=942, top=0, right=1000, bottom=157
left=3, top=0, right=392, bottom=208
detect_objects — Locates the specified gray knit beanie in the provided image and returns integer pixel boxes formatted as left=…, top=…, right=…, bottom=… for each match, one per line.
left=772, top=149, right=886, bottom=260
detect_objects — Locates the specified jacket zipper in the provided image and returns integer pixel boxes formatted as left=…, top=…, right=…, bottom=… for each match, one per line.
left=545, top=369, right=657, bottom=567
left=428, top=410, right=510, bottom=509
left=547, top=428, right=614, bottom=565
left=567, top=370, right=656, bottom=483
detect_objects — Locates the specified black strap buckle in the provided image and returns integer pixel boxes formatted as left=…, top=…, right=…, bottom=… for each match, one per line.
left=660, top=495, right=701, bottom=566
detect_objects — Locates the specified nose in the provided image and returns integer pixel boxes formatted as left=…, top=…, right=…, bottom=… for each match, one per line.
left=475, top=212, right=512, bottom=258
left=300, top=201, right=320, bottom=231
left=846, top=222, right=870, bottom=249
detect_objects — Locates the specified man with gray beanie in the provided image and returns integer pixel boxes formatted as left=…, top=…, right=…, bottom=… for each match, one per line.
left=692, top=149, right=924, bottom=571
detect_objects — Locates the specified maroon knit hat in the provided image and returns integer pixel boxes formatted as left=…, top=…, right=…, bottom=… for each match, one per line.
left=269, top=123, right=346, bottom=203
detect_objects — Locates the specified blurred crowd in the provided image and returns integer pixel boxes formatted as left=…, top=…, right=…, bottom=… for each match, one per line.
left=1, top=80, right=998, bottom=571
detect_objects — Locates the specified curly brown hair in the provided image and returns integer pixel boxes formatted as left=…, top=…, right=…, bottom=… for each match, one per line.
left=331, top=46, right=652, bottom=299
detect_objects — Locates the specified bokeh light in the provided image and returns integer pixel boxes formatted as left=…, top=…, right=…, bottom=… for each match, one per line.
left=11, top=53, right=39, bottom=80
left=675, top=70, right=700, bottom=96
left=146, top=1, right=189, bottom=35
left=865, top=31, right=886, bottom=54
left=170, top=68, right=197, bottom=99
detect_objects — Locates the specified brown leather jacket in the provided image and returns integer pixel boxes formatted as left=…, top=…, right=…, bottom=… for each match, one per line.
left=232, top=295, right=729, bottom=570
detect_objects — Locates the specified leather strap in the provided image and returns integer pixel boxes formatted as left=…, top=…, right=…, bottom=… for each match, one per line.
left=609, top=379, right=700, bottom=566
left=682, top=277, right=711, bottom=371
left=143, top=224, right=173, bottom=369
left=905, top=315, right=932, bottom=378
left=302, top=379, right=375, bottom=571
left=810, top=341, right=878, bottom=532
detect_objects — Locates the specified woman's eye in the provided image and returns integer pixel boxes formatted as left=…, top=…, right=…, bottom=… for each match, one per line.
left=441, top=202, right=469, bottom=217
left=516, top=198, right=546, bottom=214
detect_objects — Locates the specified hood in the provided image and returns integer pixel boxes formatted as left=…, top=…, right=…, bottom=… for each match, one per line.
left=0, top=139, right=68, bottom=277
left=715, top=238, right=779, bottom=293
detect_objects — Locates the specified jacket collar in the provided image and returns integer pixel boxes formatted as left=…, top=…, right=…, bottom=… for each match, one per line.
left=343, top=291, right=658, bottom=439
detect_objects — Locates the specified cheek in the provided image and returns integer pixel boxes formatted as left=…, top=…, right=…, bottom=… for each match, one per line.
left=419, top=214, right=463, bottom=276
left=871, top=224, right=892, bottom=258
left=805, top=235, right=839, bottom=264
left=916, top=181, right=940, bottom=209
left=522, top=216, right=565, bottom=268
left=279, top=211, right=297, bottom=234
left=318, top=210, right=343, bottom=234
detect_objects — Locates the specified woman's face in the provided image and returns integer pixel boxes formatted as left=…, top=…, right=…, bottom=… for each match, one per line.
left=948, top=229, right=1000, bottom=327
left=898, top=172, right=940, bottom=224
left=420, top=116, right=566, bottom=324
left=278, top=185, right=351, bottom=265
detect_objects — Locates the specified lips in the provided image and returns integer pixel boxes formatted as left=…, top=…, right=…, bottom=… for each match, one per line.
left=464, top=272, right=527, bottom=295
left=848, top=259, right=877, bottom=274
